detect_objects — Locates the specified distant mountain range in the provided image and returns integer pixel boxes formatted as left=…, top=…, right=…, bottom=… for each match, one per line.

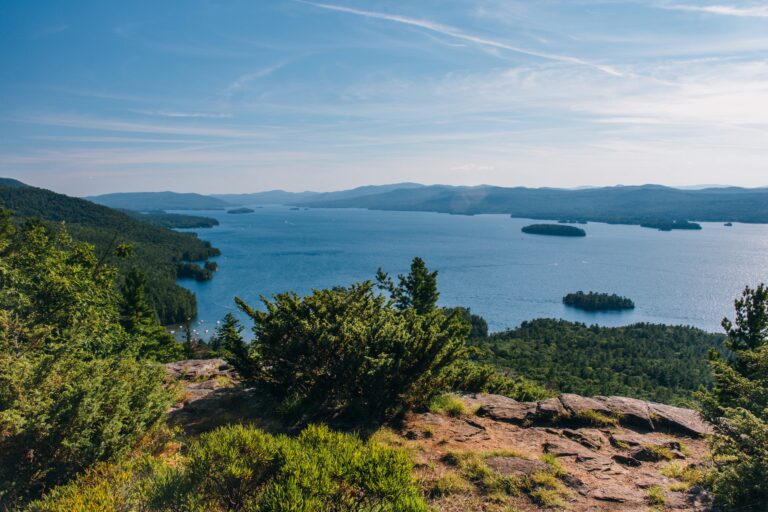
left=291, top=184, right=768, bottom=224
left=85, top=183, right=768, bottom=225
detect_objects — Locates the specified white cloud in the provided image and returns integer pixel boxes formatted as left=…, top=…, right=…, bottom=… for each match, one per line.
left=663, top=3, right=768, bottom=17
left=302, top=2, right=624, bottom=76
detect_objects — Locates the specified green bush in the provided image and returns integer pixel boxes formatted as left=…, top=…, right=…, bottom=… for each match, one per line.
left=0, top=355, right=169, bottom=505
left=229, top=281, right=468, bottom=421
left=148, top=424, right=427, bottom=511
left=0, top=215, right=173, bottom=507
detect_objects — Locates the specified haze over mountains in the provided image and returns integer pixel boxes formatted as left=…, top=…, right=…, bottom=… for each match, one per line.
left=88, top=183, right=768, bottom=225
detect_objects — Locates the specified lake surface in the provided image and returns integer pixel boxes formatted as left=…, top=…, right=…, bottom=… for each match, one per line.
left=176, top=206, right=768, bottom=335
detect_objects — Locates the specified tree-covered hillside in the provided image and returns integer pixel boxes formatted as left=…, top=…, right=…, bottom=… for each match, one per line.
left=472, top=319, right=726, bottom=405
left=88, top=191, right=231, bottom=210
left=0, top=181, right=219, bottom=324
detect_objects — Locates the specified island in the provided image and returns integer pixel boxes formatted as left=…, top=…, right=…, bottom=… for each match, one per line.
left=563, top=291, right=635, bottom=311
left=724, top=222, right=733, bottom=227
left=522, top=224, right=586, bottom=237
left=227, top=207, right=255, bottom=214
left=639, top=220, right=702, bottom=231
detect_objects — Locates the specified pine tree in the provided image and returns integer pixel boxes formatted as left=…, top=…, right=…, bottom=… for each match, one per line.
left=215, top=312, right=257, bottom=380
left=376, top=257, right=439, bottom=314
left=700, top=284, right=768, bottom=509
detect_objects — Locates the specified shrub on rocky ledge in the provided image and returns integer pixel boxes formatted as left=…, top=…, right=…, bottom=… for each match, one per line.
left=228, top=280, right=469, bottom=422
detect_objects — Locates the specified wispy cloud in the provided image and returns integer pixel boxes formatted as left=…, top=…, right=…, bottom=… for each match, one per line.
left=663, top=3, right=768, bottom=17
left=224, top=63, right=285, bottom=99
left=131, top=109, right=231, bottom=119
left=19, top=114, right=273, bottom=140
left=301, top=1, right=624, bottom=76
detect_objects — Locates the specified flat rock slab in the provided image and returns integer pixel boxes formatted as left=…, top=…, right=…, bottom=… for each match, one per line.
left=594, top=395, right=654, bottom=429
left=537, top=397, right=568, bottom=419
left=472, top=394, right=536, bottom=424
left=590, top=484, right=645, bottom=504
left=562, top=428, right=604, bottom=450
left=165, top=358, right=231, bottom=381
left=648, top=402, right=712, bottom=437
left=485, top=456, right=549, bottom=477
left=465, top=393, right=712, bottom=437
left=559, top=393, right=612, bottom=416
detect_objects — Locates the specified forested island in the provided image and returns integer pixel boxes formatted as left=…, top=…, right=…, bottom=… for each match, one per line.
left=563, top=291, right=635, bottom=311
left=640, top=220, right=702, bottom=231
left=227, top=207, right=255, bottom=214
left=522, top=224, right=587, bottom=237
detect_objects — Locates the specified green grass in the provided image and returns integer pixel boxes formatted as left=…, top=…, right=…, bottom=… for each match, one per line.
left=643, top=444, right=675, bottom=461
left=429, top=472, right=474, bottom=497
left=429, top=393, right=469, bottom=417
left=646, top=485, right=666, bottom=508
left=660, top=461, right=707, bottom=491
left=575, top=409, right=619, bottom=427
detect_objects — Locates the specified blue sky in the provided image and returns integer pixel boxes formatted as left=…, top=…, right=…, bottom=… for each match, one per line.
left=1, top=0, right=767, bottom=195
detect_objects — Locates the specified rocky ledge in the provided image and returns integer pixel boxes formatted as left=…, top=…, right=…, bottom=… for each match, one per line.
left=467, top=392, right=711, bottom=438
left=407, top=393, right=713, bottom=511
left=164, top=361, right=714, bottom=511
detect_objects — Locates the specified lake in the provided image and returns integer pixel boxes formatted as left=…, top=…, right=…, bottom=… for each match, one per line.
left=176, top=206, right=768, bottom=335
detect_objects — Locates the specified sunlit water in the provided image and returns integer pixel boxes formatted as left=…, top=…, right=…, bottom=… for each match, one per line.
left=175, top=206, right=768, bottom=335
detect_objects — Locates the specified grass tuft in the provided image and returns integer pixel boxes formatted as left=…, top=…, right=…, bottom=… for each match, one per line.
left=429, top=393, right=469, bottom=417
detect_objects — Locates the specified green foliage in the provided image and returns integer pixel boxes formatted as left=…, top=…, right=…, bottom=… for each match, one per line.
left=0, top=356, right=169, bottom=505
left=376, top=256, right=439, bottom=314
left=0, top=181, right=220, bottom=324
left=699, top=284, right=768, bottom=509
left=646, top=485, right=666, bottom=508
left=443, top=306, right=488, bottom=338
left=562, top=291, right=635, bottom=311
left=574, top=409, right=619, bottom=427
left=442, top=359, right=553, bottom=402
left=229, top=280, right=468, bottom=421
left=148, top=424, right=427, bottom=511
left=0, top=214, right=172, bottom=507
left=475, top=319, right=726, bottom=404
left=429, top=393, right=470, bottom=417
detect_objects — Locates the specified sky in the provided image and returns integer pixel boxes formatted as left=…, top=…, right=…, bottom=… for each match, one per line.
left=1, top=1, right=767, bottom=195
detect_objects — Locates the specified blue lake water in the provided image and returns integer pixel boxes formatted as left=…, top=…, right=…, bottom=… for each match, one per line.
left=176, top=206, right=768, bottom=335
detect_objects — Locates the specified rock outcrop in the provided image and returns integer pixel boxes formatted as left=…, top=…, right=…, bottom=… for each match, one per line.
left=474, top=392, right=711, bottom=437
